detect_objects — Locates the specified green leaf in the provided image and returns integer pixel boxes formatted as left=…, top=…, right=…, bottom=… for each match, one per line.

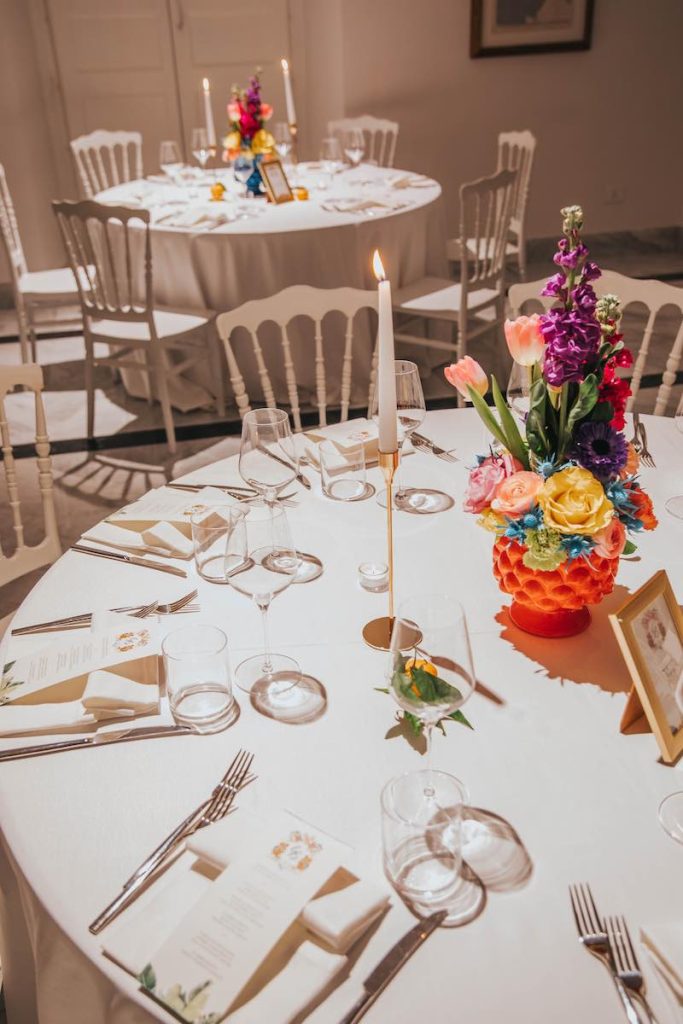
left=565, top=374, right=599, bottom=437
left=448, top=709, right=474, bottom=730
left=623, top=540, right=637, bottom=556
left=138, top=964, right=157, bottom=991
left=491, top=376, right=529, bottom=468
left=404, top=711, right=424, bottom=735
left=374, top=687, right=390, bottom=694
left=467, top=385, right=508, bottom=450
left=591, top=401, right=613, bottom=423
left=525, top=376, right=551, bottom=459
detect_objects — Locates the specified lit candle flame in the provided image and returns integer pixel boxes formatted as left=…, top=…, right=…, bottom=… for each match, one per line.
left=281, top=58, right=289, bottom=72
left=202, top=77, right=210, bottom=92
left=372, top=250, right=385, bottom=282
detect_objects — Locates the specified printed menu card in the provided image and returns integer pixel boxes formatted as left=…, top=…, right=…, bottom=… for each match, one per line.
left=139, top=810, right=345, bottom=1022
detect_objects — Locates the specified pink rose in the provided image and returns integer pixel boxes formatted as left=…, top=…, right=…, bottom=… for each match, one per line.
left=227, top=101, right=241, bottom=122
left=593, top=517, right=626, bottom=559
left=260, top=103, right=273, bottom=120
left=504, top=314, right=545, bottom=366
left=491, top=471, right=543, bottom=516
left=444, top=356, right=488, bottom=400
left=464, top=453, right=522, bottom=514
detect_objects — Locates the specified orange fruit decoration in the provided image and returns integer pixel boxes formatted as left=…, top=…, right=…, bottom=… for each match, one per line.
left=492, top=538, right=620, bottom=638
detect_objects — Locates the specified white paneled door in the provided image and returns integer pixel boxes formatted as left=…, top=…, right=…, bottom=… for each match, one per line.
left=170, top=0, right=293, bottom=159
left=45, top=0, right=295, bottom=177
left=46, top=0, right=184, bottom=175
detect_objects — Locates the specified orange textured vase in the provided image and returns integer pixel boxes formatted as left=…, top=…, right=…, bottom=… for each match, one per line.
left=492, top=538, right=620, bottom=638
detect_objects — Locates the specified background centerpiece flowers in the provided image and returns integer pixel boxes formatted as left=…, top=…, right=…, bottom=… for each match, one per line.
left=224, top=71, right=274, bottom=160
left=445, top=206, right=657, bottom=637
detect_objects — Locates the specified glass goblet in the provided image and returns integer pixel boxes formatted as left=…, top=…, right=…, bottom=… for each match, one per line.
left=159, top=140, right=183, bottom=182
left=342, top=128, right=365, bottom=168
left=239, top=408, right=298, bottom=504
left=191, top=127, right=210, bottom=172
left=665, top=400, right=683, bottom=520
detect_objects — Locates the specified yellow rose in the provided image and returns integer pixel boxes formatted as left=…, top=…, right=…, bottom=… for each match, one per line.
left=251, top=129, right=274, bottom=155
left=538, top=466, right=613, bottom=536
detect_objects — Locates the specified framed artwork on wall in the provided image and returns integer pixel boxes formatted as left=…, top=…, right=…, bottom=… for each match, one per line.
left=470, top=0, right=595, bottom=58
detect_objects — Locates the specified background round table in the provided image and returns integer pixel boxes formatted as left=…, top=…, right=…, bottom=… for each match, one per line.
left=96, top=166, right=446, bottom=411
left=1, top=410, right=681, bottom=1024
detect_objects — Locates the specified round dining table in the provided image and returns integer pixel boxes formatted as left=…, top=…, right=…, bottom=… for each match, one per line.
left=96, top=165, right=447, bottom=411
left=1, top=409, right=681, bottom=1024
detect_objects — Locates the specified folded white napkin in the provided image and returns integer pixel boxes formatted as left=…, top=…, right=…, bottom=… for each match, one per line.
left=141, top=522, right=193, bottom=558
left=390, top=174, right=431, bottom=189
left=186, top=817, right=390, bottom=952
left=81, top=670, right=160, bottom=720
left=227, top=941, right=346, bottom=1024
left=83, top=521, right=192, bottom=559
left=156, top=206, right=231, bottom=229
left=0, top=700, right=94, bottom=737
left=641, top=922, right=683, bottom=1000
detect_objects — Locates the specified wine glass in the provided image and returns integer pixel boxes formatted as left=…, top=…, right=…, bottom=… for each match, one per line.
left=273, top=122, right=292, bottom=161
left=320, top=137, right=343, bottom=175
left=342, top=128, right=365, bottom=168
left=665, top=398, right=683, bottom=520
left=659, top=792, right=683, bottom=845
left=387, top=594, right=475, bottom=796
left=239, top=408, right=298, bottom=504
left=191, top=127, right=210, bottom=171
left=506, top=360, right=531, bottom=424
left=159, top=140, right=183, bottom=181
left=371, top=360, right=434, bottom=512
left=224, top=503, right=301, bottom=704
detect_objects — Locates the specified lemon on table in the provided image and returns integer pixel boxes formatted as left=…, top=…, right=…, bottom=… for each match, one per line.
left=210, top=182, right=226, bottom=201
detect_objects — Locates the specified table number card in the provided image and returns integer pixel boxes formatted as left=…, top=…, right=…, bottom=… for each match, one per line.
left=139, top=811, right=345, bottom=1022
left=110, top=486, right=229, bottom=531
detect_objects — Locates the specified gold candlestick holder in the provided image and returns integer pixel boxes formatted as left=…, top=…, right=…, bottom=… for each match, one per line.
left=289, top=123, right=298, bottom=164
left=362, top=449, right=399, bottom=651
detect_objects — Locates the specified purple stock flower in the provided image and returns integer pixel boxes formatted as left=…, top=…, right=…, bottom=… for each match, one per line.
left=541, top=272, right=567, bottom=299
left=571, top=283, right=597, bottom=314
left=571, top=421, right=628, bottom=481
left=540, top=309, right=601, bottom=385
left=582, top=260, right=601, bottom=282
left=553, top=242, right=589, bottom=269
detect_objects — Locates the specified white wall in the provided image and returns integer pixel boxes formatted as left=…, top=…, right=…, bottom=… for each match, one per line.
left=340, top=0, right=683, bottom=239
left=0, top=0, right=66, bottom=281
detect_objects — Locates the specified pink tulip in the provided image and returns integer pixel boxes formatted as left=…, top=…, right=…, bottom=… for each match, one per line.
left=504, top=314, right=545, bottom=366
left=444, top=357, right=488, bottom=400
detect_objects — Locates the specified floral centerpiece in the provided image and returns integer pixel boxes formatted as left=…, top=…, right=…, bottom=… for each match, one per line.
left=223, top=70, right=274, bottom=195
left=446, top=206, right=657, bottom=638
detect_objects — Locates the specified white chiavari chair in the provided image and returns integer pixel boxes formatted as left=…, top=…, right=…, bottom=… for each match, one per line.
left=70, top=130, right=144, bottom=199
left=508, top=270, right=683, bottom=415
left=448, top=131, right=537, bottom=280
left=0, top=363, right=61, bottom=636
left=393, top=168, right=517, bottom=399
left=327, top=115, right=399, bottom=168
left=216, top=286, right=378, bottom=431
left=52, top=199, right=224, bottom=453
left=0, top=164, right=81, bottom=364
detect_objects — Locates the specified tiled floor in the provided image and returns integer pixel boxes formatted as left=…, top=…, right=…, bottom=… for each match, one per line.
left=0, top=243, right=681, bottom=619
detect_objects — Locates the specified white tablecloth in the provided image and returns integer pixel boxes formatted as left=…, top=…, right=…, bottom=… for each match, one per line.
left=1, top=410, right=682, bottom=1024
left=96, top=167, right=446, bottom=410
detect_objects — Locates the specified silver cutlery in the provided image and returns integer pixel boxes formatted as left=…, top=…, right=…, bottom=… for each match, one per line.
left=569, top=883, right=640, bottom=1024
left=607, top=915, right=661, bottom=1024
left=71, top=544, right=187, bottom=578
left=89, top=748, right=254, bottom=934
left=11, top=589, right=199, bottom=637
left=257, top=444, right=312, bottom=490
left=637, top=420, right=656, bottom=468
left=411, top=431, right=458, bottom=463
left=0, top=724, right=193, bottom=763
left=338, top=911, right=446, bottom=1024
left=630, top=412, right=644, bottom=456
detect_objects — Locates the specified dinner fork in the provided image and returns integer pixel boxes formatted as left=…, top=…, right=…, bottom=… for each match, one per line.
left=569, top=883, right=641, bottom=1024
left=11, top=589, right=199, bottom=636
left=630, top=412, right=644, bottom=456
left=89, top=748, right=254, bottom=934
left=606, top=916, right=660, bottom=1024
left=411, top=431, right=459, bottom=463
left=637, top=420, right=656, bottom=468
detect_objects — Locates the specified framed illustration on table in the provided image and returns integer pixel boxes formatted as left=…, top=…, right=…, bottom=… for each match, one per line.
left=470, top=0, right=595, bottom=58
left=260, top=157, right=294, bottom=204
left=610, top=571, right=683, bottom=765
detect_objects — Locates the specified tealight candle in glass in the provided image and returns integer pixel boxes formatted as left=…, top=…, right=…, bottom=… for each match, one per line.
left=358, top=561, right=389, bottom=592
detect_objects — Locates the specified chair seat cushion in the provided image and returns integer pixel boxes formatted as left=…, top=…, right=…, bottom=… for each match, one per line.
left=90, top=308, right=213, bottom=342
left=393, top=277, right=499, bottom=319
left=446, top=238, right=519, bottom=262
left=18, top=267, right=79, bottom=301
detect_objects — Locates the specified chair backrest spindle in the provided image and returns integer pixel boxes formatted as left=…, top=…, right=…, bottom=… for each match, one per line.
left=70, top=130, right=143, bottom=199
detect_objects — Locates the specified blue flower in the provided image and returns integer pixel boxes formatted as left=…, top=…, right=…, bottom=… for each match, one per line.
left=561, top=534, right=595, bottom=561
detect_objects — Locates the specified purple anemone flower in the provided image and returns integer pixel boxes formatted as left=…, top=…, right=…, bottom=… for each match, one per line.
left=572, top=421, right=628, bottom=481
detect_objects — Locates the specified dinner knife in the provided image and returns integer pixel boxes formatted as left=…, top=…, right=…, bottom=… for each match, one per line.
left=256, top=444, right=312, bottom=490
left=71, top=544, right=187, bottom=578
left=338, top=911, right=446, bottom=1024
left=0, top=725, right=193, bottom=762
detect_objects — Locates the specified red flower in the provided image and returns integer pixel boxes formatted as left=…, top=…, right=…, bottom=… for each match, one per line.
left=239, top=112, right=260, bottom=140
left=599, top=357, right=632, bottom=430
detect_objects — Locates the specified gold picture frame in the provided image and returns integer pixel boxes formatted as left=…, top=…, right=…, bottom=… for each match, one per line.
left=260, top=156, right=293, bottom=204
left=609, top=570, right=683, bottom=764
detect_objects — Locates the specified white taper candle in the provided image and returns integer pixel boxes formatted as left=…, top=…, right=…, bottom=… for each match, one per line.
left=373, top=250, right=397, bottom=453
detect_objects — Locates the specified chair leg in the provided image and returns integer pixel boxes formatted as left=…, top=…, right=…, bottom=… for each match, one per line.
left=209, top=336, right=226, bottom=417
left=29, top=326, right=38, bottom=363
left=84, top=329, right=95, bottom=439
left=152, top=347, right=177, bottom=454
left=16, top=305, right=31, bottom=364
